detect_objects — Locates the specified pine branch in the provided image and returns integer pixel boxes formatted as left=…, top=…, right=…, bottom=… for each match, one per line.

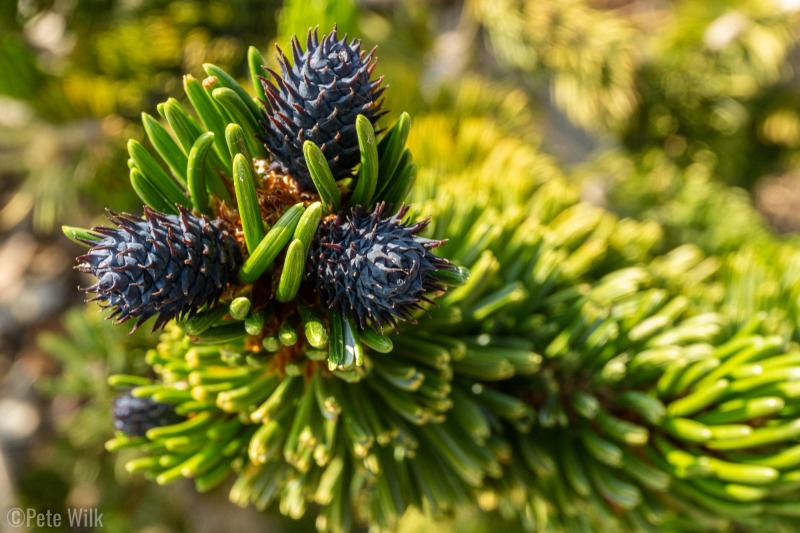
left=59, top=24, right=800, bottom=533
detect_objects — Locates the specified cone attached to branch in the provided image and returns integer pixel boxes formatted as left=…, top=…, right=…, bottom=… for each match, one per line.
left=310, top=203, right=452, bottom=332
left=77, top=206, right=242, bottom=331
left=259, top=26, right=386, bottom=190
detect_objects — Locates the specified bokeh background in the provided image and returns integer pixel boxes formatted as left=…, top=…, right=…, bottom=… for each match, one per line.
left=1, top=0, right=800, bottom=531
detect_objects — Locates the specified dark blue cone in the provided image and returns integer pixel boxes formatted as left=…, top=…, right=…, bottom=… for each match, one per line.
left=77, top=206, right=242, bottom=331
left=310, top=203, right=452, bottom=332
left=259, top=26, right=385, bottom=190
left=113, top=392, right=183, bottom=437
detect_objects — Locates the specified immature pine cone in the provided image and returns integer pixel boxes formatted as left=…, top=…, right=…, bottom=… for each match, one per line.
left=113, top=392, right=183, bottom=437
left=77, top=206, right=241, bottom=331
left=259, top=26, right=385, bottom=190
left=311, top=203, right=452, bottom=332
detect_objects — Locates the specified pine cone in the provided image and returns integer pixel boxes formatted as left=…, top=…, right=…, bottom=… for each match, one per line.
left=259, top=26, right=385, bottom=190
left=77, top=206, right=242, bottom=331
left=113, top=392, right=182, bottom=437
left=310, top=203, right=452, bottom=332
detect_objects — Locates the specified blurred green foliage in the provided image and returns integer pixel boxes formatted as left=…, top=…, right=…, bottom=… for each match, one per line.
left=474, top=0, right=800, bottom=190
left=31, top=307, right=187, bottom=531
left=0, top=0, right=281, bottom=232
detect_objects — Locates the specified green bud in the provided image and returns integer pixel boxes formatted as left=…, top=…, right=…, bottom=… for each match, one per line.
left=244, top=310, right=268, bottom=336
left=279, top=322, right=298, bottom=346
left=229, top=297, right=252, bottom=321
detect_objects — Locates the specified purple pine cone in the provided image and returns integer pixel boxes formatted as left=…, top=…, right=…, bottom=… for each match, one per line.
left=77, top=206, right=242, bottom=331
left=310, top=203, right=452, bottom=332
left=113, top=392, right=182, bottom=437
left=259, top=26, right=385, bottom=190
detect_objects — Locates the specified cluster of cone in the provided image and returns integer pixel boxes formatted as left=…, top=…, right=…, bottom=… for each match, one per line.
left=78, top=27, right=450, bottom=341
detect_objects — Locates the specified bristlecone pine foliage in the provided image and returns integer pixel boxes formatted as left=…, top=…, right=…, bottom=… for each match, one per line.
left=64, top=25, right=800, bottom=533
